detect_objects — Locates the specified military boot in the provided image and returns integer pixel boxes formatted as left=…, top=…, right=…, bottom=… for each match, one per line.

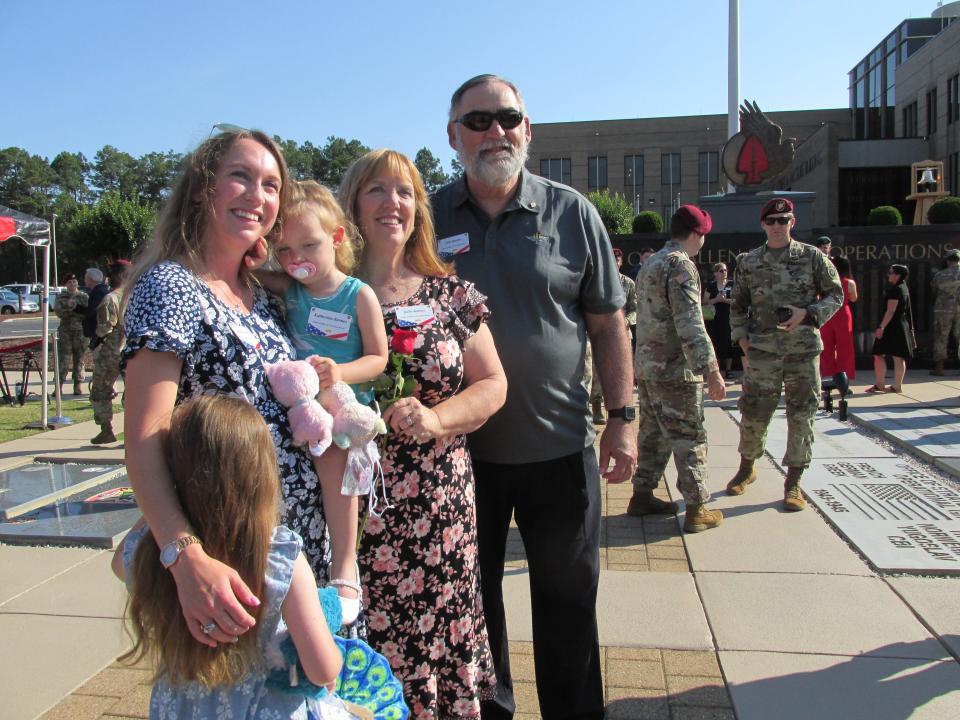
left=726, top=457, right=756, bottom=496
left=591, top=398, right=606, bottom=425
left=930, top=361, right=945, bottom=377
left=783, top=467, right=807, bottom=512
left=627, top=489, right=679, bottom=516
left=91, top=423, right=117, bottom=445
left=683, top=504, right=723, bottom=533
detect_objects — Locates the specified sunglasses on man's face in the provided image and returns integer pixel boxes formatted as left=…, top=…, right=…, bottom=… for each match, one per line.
left=455, top=109, right=525, bottom=132
left=763, top=216, right=793, bottom=226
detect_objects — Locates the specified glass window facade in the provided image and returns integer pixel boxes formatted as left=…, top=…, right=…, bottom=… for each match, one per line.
left=587, top=156, right=607, bottom=190
left=540, top=158, right=571, bottom=185
left=623, top=155, right=644, bottom=213
left=698, top=151, right=719, bottom=196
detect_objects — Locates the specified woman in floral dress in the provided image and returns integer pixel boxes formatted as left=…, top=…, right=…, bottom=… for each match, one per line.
left=122, top=129, right=339, bottom=647
left=340, top=149, right=507, bottom=719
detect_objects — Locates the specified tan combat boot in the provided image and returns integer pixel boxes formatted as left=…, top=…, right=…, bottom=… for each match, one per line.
left=783, top=467, right=807, bottom=512
left=91, top=422, right=117, bottom=445
left=683, top=504, right=723, bottom=533
left=931, top=361, right=945, bottom=377
left=726, top=457, right=756, bottom=496
left=591, top=398, right=606, bottom=425
left=627, top=489, right=679, bottom=516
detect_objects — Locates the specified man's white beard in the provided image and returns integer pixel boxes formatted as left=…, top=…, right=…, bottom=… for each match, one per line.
left=457, top=136, right=529, bottom=188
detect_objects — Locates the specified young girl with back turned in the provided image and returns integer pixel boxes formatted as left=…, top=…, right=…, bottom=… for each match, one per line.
left=256, top=180, right=388, bottom=625
left=113, top=394, right=342, bottom=719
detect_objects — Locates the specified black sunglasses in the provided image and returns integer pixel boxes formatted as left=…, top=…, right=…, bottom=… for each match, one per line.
left=763, top=217, right=793, bottom=226
left=455, top=109, right=524, bottom=132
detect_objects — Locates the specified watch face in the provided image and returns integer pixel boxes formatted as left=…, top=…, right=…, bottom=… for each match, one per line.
left=160, top=543, right=177, bottom=567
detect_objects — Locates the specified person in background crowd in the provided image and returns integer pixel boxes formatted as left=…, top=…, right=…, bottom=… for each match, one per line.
left=614, top=248, right=638, bottom=352
left=813, top=235, right=832, bottom=256
left=79, top=267, right=110, bottom=344
left=628, top=206, right=725, bottom=533
left=819, top=255, right=858, bottom=381
left=727, top=198, right=842, bottom=512
left=702, top=262, right=734, bottom=380
left=90, top=260, right=130, bottom=444
left=54, top=273, right=88, bottom=396
left=433, top=73, right=636, bottom=720
left=930, top=250, right=960, bottom=376
left=867, top=264, right=915, bottom=394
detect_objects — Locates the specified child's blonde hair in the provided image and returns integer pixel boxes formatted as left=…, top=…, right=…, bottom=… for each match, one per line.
left=121, top=395, right=282, bottom=688
left=284, top=179, right=358, bottom=275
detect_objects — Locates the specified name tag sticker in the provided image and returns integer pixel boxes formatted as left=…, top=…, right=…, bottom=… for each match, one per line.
left=438, top=233, right=470, bottom=257
left=307, top=307, right=352, bottom=340
left=394, top=305, right=435, bottom=328
left=230, top=318, right=261, bottom=350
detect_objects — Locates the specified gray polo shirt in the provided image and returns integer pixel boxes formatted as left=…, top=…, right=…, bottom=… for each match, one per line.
left=432, top=170, right=624, bottom=465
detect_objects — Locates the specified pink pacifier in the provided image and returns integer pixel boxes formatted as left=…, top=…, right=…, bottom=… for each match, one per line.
left=286, top=261, right=316, bottom=280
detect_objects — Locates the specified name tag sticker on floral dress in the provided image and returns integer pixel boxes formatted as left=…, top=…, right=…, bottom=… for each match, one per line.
left=438, top=232, right=470, bottom=257
left=229, top=317, right=261, bottom=350
left=394, top=305, right=435, bottom=328
left=306, top=307, right=352, bottom=340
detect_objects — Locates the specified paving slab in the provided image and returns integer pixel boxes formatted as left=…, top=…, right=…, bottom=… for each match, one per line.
left=887, top=576, right=960, bottom=660
left=697, top=573, right=946, bottom=658
left=1, top=551, right=125, bottom=618
left=0, top=613, right=130, bottom=720
left=720, top=650, right=960, bottom=720
left=503, top=569, right=713, bottom=649
left=729, top=409, right=894, bottom=469
left=0, top=543, right=97, bottom=605
left=804, top=458, right=960, bottom=573
left=852, top=407, right=960, bottom=462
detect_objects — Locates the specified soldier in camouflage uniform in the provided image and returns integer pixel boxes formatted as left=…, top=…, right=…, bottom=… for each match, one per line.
left=628, top=206, right=726, bottom=533
left=90, top=261, right=130, bottom=444
left=53, top=273, right=88, bottom=395
left=727, top=198, right=843, bottom=511
left=930, top=250, right=960, bottom=375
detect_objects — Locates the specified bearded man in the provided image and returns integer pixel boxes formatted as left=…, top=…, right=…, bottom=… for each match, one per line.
left=431, top=74, right=637, bottom=720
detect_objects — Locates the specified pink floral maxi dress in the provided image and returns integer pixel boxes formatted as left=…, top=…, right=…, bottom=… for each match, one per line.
left=359, top=275, right=496, bottom=720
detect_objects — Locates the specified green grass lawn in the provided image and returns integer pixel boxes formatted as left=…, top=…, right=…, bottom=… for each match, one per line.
left=0, top=400, right=124, bottom=443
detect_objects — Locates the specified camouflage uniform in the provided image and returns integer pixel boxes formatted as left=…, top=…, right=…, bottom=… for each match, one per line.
left=53, top=288, right=88, bottom=387
left=90, top=289, right=124, bottom=427
left=587, top=275, right=636, bottom=418
left=930, top=264, right=960, bottom=363
left=633, top=241, right=719, bottom=504
left=730, top=241, right=843, bottom=468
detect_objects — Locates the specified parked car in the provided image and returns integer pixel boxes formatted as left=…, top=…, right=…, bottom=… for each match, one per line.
left=0, top=289, right=40, bottom=314
left=2, top=283, right=43, bottom=309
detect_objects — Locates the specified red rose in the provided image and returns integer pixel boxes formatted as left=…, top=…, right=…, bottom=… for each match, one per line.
left=391, top=328, right=418, bottom=355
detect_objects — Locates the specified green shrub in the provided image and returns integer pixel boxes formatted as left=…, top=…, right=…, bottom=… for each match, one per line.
left=928, top=196, right=960, bottom=224
left=867, top=205, right=902, bottom=226
left=632, top=210, right=664, bottom=233
left=586, top=190, right=633, bottom=235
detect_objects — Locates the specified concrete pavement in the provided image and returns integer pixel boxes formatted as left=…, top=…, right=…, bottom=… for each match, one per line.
left=4, top=369, right=960, bottom=719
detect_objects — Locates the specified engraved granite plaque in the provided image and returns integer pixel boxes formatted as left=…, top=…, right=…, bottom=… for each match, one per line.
left=0, top=462, right=126, bottom=520
left=852, top=408, right=960, bottom=462
left=804, top=458, right=960, bottom=573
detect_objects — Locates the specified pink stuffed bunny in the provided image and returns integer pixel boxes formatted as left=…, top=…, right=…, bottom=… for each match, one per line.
left=318, top=382, right=387, bottom=496
left=264, top=360, right=333, bottom=457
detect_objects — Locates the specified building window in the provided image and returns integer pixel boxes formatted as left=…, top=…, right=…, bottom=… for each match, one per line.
left=623, top=155, right=644, bottom=213
left=949, top=75, right=959, bottom=125
left=698, top=151, right=719, bottom=196
left=661, top=153, right=681, bottom=186
left=927, top=88, right=938, bottom=135
left=539, top=158, right=571, bottom=185
left=950, top=152, right=959, bottom=195
left=903, top=101, right=918, bottom=137
left=587, top=156, right=607, bottom=190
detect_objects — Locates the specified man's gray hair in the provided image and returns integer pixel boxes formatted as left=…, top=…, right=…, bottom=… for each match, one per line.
left=85, top=267, right=104, bottom=283
left=448, top=74, right=526, bottom=121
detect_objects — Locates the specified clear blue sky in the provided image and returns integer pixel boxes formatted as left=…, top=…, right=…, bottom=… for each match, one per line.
left=4, top=0, right=943, bottom=169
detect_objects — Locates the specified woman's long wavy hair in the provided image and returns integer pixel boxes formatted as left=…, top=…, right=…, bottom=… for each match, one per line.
left=338, top=149, right=452, bottom=279
left=120, top=395, right=282, bottom=688
left=124, top=129, right=291, bottom=313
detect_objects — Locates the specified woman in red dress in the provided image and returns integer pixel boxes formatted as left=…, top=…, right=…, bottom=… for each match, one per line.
left=819, top=254, right=857, bottom=380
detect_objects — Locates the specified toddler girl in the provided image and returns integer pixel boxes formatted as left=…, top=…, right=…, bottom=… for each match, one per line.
left=258, top=180, right=388, bottom=624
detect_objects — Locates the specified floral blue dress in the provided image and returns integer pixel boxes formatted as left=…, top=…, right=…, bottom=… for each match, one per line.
left=123, top=524, right=310, bottom=719
left=122, top=261, right=332, bottom=578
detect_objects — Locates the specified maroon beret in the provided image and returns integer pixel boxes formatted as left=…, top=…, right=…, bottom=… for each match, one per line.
left=673, top=205, right=713, bottom=236
left=760, top=197, right=794, bottom=220
left=62, top=273, right=77, bottom=283
left=612, top=247, right=623, bottom=259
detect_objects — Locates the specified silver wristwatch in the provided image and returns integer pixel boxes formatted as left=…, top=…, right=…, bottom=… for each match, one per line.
left=159, top=535, right=202, bottom=569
